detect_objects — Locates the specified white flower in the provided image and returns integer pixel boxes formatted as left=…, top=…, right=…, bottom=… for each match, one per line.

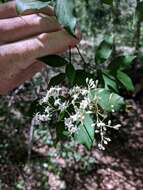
left=45, top=106, right=51, bottom=114
left=41, top=87, right=62, bottom=103
left=108, top=120, right=111, bottom=126
left=64, top=118, right=73, bottom=127
left=68, top=126, right=78, bottom=134
left=54, top=98, right=61, bottom=107
left=59, top=102, right=68, bottom=111
left=95, top=130, right=100, bottom=133
left=88, top=79, right=96, bottom=89
left=70, top=86, right=81, bottom=96
left=97, top=121, right=105, bottom=127
left=80, top=99, right=89, bottom=109
left=72, top=94, right=79, bottom=100
left=38, top=114, right=49, bottom=122
left=81, top=89, right=88, bottom=96
left=91, top=123, right=95, bottom=128
left=98, top=143, right=105, bottom=150
left=104, top=137, right=111, bottom=142
left=54, top=98, right=69, bottom=111
left=113, top=124, right=121, bottom=130
left=70, top=114, right=79, bottom=122
left=64, top=117, right=78, bottom=135
left=86, top=78, right=89, bottom=84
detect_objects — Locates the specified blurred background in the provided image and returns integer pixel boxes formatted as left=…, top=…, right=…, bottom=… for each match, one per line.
left=0, top=0, right=143, bottom=189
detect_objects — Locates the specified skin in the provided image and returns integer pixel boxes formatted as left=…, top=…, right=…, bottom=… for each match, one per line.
left=0, top=1, right=81, bottom=95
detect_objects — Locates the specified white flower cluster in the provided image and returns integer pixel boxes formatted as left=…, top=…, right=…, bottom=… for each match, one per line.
left=94, top=119, right=121, bottom=150
left=33, top=79, right=122, bottom=150
left=64, top=108, right=85, bottom=135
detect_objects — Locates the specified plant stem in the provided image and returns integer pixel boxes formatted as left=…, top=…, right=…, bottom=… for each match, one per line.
left=69, top=48, right=72, bottom=65
left=76, top=45, right=87, bottom=70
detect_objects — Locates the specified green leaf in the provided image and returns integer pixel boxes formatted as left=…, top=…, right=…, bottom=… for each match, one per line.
left=65, top=63, right=76, bottom=86
left=90, top=89, right=124, bottom=112
left=74, top=114, right=94, bottom=150
left=74, top=70, right=93, bottom=86
left=101, top=0, right=113, bottom=5
left=109, top=55, right=135, bottom=73
left=39, top=55, right=68, bottom=67
left=16, top=0, right=51, bottom=13
left=48, top=73, right=65, bottom=87
left=55, top=122, right=68, bottom=141
left=55, top=0, right=77, bottom=35
left=28, top=99, right=44, bottom=117
left=95, top=36, right=113, bottom=64
left=102, top=71, right=118, bottom=92
left=117, top=70, right=135, bottom=91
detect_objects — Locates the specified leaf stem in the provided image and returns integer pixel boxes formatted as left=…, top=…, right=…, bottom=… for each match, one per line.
left=69, top=47, right=72, bottom=65
left=76, top=45, right=87, bottom=70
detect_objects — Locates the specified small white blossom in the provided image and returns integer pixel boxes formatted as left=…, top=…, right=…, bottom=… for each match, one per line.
left=108, top=120, right=111, bottom=125
left=45, top=106, right=51, bottom=114
left=38, top=114, right=49, bottom=122
left=64, top=118, right=78, bottom=135
left=104, top=137, right=111, bottom=142
left=88, top=79, right=96, bottom=89
left=80, top=99, right=89, bottom=109
left=103, top=140, right=108, bottom=145
left=91, top=123, right=95, bottom=128
left=64, top=118, right=73, bottom=127
left=98, top=143, right=105, bottom=150
left=58, top=102, right=68, bottom=111
left=54, top=99, right=61, bottom=107
left=81, top=89, right=88, bottom=96
left=68, top=126, right=78, bottom=134
left=113, top=124, right=121, bottom=130
left=41, top=87, right=62, bottom=103
left=72, top=94, right=79, bottom=100
left=97, top=121, right=106, bottom=127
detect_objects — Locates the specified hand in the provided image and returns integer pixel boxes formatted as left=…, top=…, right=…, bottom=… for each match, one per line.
left=0, top=1, right=81, bottom=95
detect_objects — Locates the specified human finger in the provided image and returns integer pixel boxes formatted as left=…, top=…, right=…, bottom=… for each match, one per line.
left=0, top=29, right=80, bottom=72
left=0, top=14, right=61, bottom=44
left=0, top=61, right=45, bottom=95
left=0, top=1, right=16, bottom=19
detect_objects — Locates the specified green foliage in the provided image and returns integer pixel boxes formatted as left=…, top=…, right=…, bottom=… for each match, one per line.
left=16, top=0, right=51, bottom=13
left=101, top=0, right=113, bottom=5
left=108, top=55, right=135, bottom=72
left=102, top=71, right=118, bottom=92
left=107, top=54, right=135, bottom=91
left=65, top=63, right=76, bottom=86
left=48, top=73, right=65, bottom=87
left=95, top=36, right=113, bottom=64
left=39, top=55, right=68, bottom=67
left=74, top=114, right=94, bottom=150
left=55, top=0, right=77, bottom=35
left=117, top=70, right=135, bottom=91
left=90, top=89, right=124, bottom=112
left=16, top=0, right=77, bottom=35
